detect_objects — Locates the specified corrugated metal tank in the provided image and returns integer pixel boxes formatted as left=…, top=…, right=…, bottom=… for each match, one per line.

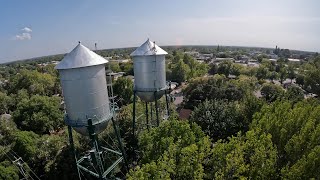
left=55, top=42, right=111, bottom=135
left=130, top=39, right=168, bottom=102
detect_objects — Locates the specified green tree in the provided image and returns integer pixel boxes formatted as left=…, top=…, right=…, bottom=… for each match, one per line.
left=183, top=53, right=193, bottom=66
left=287, top=65, right=296, bottom=82
left=296, top=74, right=305, bottom=87
left=285, top=85, right=304, bottom=103
left=188, top=60, right=208, bottom=79
left=8, top=129, right=71, bottom=179
left=183, top=76, right=244, bottom=109
left=279, top=66, right=288, bottom=84
left=263, top=59, right=275, bottom=69
left=0, top=114, right=17, bottom=145
left=0, top=161, right=19, bottom=180
left=171, top=60, right=190, bottom=84
left=209, top=130, right=277, bottom=179
left=0, top=92, right=12, bottom=114
left=127, top=119, right=211, bottom=180
left=108, top=62, right=121, bottom=72
left=231, top=75, right=258, bottom=93
left=267, top=71, right=279, bottom=83
left=172, top=51, right=183, bottom=64
left=237, top=65, right=258, bottom=77
left=12, top=131, right=39, bottom=163
left=120, top=61, right=134, bottom=75
left=217, top=61, right=232, bottom=76
left=256, top=66, right=269, bottom=80
left=41, top=64, right=59, bottom=77
left=281, top=146, right=320, bottom=179
left=43, top=146, right=82, bottom=180
left=251, top=100, right=320, bottom=178
left=8, top=89, right=29, bottom=112
left=240, top=93, right=265, bottom=125
left=304, top=66, right=320, bottom=97
left=230, top=63, right=243, bottom=76
left=113, top=77, right=133, bottom=106
left=260, top=83, right=284, bottom=102
left=208, top=63, right=218, bottom=75
left=8, top=69, right=56, bottom=96
left=257, top=54, right=268, bottom=63
left=190, top=100, right=246, bottom=141
left=12, top=95, right=63, bottom=134
left=38, top=134, right=75, bottom=180
left=166, top=66, right=173, bottom=81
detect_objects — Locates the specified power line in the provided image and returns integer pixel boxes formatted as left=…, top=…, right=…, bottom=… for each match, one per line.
left=0, top=141, right=40, bottom=180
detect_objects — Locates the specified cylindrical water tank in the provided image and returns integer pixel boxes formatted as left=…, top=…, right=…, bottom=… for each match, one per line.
left=130, top=39, right=168, bottom=102
left=55, top=42, right=111, bottom=135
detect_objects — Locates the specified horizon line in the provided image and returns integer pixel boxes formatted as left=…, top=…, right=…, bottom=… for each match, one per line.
left=1, top=44, right=318, bottom=65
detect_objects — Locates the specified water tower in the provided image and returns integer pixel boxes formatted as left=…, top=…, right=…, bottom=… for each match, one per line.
left=56, top=42, right=127, bottom=179
left=130, top=39, right=170, bottom=137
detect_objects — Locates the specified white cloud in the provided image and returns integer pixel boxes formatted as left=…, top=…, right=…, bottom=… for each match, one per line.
left=14, top=27, right=33, bottom=40
left=21, top=27, right=32, bottom=33
left=15, top=33, right=32, bottom=40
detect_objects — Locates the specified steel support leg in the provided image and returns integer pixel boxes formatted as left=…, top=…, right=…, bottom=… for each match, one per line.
left=111, top=117, right=129, bottom=171
left=87, top=119, right=104, bottom=180
left=165, top=89, right=170, bottom=116
left=67, top=126, right=82, bottom=180
left=150, top=102, right=153, bottom=125
left=132, top=91, right=136, bottom=137
left=154, top=92, right=159, bottom=126
left=145, top=102, right=149, bottom=131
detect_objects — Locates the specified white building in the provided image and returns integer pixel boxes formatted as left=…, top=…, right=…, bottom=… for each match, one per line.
left=288, top=58, right=301, bottom=63
left=109, top=59, right=130, bottom=63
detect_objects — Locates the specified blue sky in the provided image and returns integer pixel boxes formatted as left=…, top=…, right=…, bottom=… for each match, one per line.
left=0, top=0, right=319, bottom=62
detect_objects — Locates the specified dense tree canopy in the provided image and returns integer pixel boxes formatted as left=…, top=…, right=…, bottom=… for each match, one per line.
left=256, top=66, right=269, bottom=80
left=217, top=61, right=232, bottom=76
left=0, top=92, right=12, bottom=114
left=285, top=85, right=304, bottom=103
left=183, top=76, right=244, bottom=109
left=7, top=69, right=56, bottom=96
left=113, top=77, right=133, bottom=106
left=190, top=100, right=245, bottom=141
left=120, top=61, right=134, bottom=75
left=230, top=75, right=258, bottom=93
left=251, top=100, right=320, bottom=178
left=260, top=83, right=284, bottom=103
left=0, top=46, right=318, bottom=179
left=0, top=161, right=19, bottom=180
left=208, top=130, right=277, bottom=179
left=127, top=119, right=211, bottom=180
left=171, top=59, right=190, bottom=84
left=12, top=131, right=39, bottom=163
left=12, top=95, right=63, bottom=134
left=169, top=53, right=208, bottom=84
left=304, top=65, right=320, bottom=96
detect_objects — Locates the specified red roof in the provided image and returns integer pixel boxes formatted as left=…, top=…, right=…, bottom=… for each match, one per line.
left=179, top=108, right=192, bottom=120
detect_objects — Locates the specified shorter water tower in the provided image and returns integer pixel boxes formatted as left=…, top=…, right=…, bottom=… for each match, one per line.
left=56, top=42, right=127, bottom=179
left=130, top=39, right=171, bottom=137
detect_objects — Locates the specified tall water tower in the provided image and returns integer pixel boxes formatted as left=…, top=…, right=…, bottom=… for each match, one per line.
left=130, top=39, right=170, bottom=137
left=56, top=42, right=127, bottom=179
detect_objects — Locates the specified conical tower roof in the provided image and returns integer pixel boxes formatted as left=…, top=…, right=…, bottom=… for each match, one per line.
left=55, top=42, right=108, bottom=70
left=130, top=39, right=168, bottom=56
